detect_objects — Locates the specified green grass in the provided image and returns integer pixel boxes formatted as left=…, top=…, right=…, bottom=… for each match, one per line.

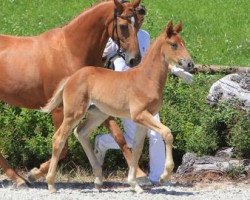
left=143, top=0, right=250, bottom=66
left=0, top=0, right=249, bottom=66
left=0, top=0, right=250, bottom=66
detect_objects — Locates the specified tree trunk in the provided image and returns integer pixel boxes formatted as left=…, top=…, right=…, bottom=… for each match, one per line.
left=193, top=64, right=250, bottom=74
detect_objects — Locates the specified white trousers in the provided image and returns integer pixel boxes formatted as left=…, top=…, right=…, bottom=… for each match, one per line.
left=95, top=114, right=165, bottom=183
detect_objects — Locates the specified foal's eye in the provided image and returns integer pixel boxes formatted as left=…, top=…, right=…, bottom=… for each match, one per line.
left=171, top=43, right=178, bottom=50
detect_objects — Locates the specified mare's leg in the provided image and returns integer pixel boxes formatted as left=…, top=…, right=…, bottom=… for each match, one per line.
left=103, top=117, right=147, bottom=178
left=28, top=108, right=68, bottom=182
left=127, top=124, right=147, bottom=193
left=74, top=106, right=109, bottom=189
left=134, top=111, right=174, bottom=183
left=0, top=154, right=27, bottom=187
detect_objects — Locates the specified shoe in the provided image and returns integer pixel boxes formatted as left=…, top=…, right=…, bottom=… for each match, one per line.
left=136, top=176, right=153, bottom=187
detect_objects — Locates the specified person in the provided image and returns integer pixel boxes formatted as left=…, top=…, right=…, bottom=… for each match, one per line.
left=95, top=5, right=193, bottom=185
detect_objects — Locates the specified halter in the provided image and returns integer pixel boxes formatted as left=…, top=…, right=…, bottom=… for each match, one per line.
left=112, top=0, right=135, bottom=59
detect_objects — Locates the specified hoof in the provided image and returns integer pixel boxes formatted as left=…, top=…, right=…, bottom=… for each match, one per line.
left=134, top=184, right=144, bottom=194
left=160, top=173, right=171, bottom=183
left=27, top=168, right=39, bottom=182
left=48, top=185, right=57, bottom=193
left=16, top=180, right=30, bottom=188
left=95, top=183, right=102, bottom=191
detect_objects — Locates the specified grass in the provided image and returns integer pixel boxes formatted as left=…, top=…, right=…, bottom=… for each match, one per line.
left=0, top=0, right=249, bottom=66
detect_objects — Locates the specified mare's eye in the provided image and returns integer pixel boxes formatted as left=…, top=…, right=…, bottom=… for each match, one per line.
left=171, top=43, right=178, bottom=50
left=119, top=24, right=128, bottom=31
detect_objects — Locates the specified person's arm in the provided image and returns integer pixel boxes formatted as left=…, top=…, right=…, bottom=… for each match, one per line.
left=113, top=57, right=130, bottom=72
left=169, top=65, right=193, bottom=84
left=103, top=38, right=118, bottom=58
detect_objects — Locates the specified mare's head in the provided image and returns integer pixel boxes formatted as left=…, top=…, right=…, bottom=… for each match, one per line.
left=160, top=21, right=194, bottom=72
left=108, top=0, right=142, bottom=67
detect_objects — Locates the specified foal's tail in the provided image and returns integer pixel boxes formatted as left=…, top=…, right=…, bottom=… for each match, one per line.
left=41, top=78, right=70, bottom=113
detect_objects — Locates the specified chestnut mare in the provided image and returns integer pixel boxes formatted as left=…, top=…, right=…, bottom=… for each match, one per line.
left=42, top=21, right=194, bottom=193
left=0, top=0, right=142, bottom=187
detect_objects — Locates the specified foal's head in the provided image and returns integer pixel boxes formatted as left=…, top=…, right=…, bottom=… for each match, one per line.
left=160, top=21, right=194, bottom=72
left=108, top=0, right=142, bottom=67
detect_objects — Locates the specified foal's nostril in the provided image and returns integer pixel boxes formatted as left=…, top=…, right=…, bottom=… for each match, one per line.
left=178, top=60, right=183, bottom=66
left=188, top=61, right=195, bottom=70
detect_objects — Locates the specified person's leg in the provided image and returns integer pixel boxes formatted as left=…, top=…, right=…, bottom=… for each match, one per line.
left=94, top=119, right=147, bottom=178
left=147, top=114, right=166, bottom=184
left=94, top=133, right=121, bottom=165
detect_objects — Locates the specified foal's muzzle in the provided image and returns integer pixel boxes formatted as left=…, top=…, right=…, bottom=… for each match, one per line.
left=178, top=59, right=195, bottom=72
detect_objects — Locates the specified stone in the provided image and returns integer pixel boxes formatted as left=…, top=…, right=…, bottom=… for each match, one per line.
left=207, top=73, right=250, bottom=110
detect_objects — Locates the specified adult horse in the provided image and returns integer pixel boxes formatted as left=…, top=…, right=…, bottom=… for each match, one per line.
left=0, top=0, right=142, bottom=187
left=42, top=20, right=194, bottom=193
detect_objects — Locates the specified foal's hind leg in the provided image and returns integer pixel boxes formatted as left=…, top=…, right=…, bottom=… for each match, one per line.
left=134, top=111, right=174, bottom=183
left=46, top=113, right=84, bottom=193
left=74, top=106, right=109, bottom=189
left=28, top=108, right=68, bottom=182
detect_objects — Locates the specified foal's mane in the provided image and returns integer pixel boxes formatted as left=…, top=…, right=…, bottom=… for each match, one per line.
left=138, top=32, right=165, bottom=67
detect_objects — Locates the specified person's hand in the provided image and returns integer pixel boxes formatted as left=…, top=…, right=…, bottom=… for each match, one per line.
left=171, top=66, right=193, bottom=84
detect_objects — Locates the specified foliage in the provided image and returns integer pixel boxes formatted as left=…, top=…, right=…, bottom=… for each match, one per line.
left=161, top=74, right=250, bottom=159
left=226, top=164, right=246, bottom=179
left=229, top=113, right=250, bottom=158
left=0, top=103, right=53, bottom=168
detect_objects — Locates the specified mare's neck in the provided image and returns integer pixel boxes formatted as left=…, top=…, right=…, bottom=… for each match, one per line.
left=63, top=2, right=113, bottom=65
left=139, top=35, right=169, bottom=90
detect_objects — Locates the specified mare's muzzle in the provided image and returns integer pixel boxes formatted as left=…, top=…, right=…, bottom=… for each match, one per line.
left=178, top=59, right=194, bottom=72
left=125, top=53, right=141, bottom=67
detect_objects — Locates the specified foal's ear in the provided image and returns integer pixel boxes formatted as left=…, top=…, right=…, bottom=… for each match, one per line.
left=165, top=20, right=174, bottom=38
left=114, top=0, right=124, bottom=14
left=174, top=22, right=183, bottom=33
left=132, top=0, right=141, bottom=8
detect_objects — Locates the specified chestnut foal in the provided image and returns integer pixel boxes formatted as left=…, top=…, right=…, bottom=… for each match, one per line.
left=42, top=21, right=194, bottom=193
left=0, top=0, right=143, bottom=186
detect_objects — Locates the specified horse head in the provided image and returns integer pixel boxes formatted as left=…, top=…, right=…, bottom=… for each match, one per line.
left=161, top=21, right=194, bottom=72
left=108, top=0, right=142, bottom=67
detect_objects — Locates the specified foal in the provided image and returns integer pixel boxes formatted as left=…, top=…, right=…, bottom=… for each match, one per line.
left=42, top=21, right=194, bottom=193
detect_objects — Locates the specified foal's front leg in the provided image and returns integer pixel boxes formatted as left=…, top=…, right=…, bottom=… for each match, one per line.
left=135, top=111, right=174, bottom=183
left=127, top=125, right=147, bottom=194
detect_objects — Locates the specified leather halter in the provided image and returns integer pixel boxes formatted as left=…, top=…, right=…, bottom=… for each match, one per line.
left=112, top=1, right=135, bottom=59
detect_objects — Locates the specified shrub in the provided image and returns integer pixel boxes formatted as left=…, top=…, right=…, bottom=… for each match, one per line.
left=0, top=103, right=53, bottom=168
left=229, top=113, right=250, bottom=158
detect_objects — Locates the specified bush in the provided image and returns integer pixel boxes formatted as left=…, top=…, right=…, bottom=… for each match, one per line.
left=160, top=74, right=250, bottom=159
left=229, top=113, right=250, bottom=158
left=0, top=103, right=53, bottom=168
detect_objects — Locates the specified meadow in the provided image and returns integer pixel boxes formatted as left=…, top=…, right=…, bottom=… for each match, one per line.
left=0, top=0, right=249, bottom=172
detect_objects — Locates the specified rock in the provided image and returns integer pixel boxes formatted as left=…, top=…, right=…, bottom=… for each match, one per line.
left=177, top=152, right=248, bottom=177
left=207, top=73, right=250, bottom=110
left=215, top=147, right=234, bottom=158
